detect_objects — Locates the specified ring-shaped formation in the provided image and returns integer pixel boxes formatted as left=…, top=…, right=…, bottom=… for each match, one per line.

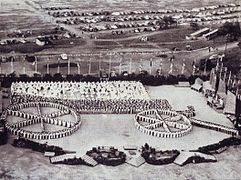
left=135, top=109, right=193, bottom=138
left=0, top=102, right=82, bottom=139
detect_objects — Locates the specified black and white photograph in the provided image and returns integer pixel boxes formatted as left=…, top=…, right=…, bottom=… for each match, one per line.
left=0, top=0, right=241, bottom=179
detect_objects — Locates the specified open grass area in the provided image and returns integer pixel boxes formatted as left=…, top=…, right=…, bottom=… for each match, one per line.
left=0, top=15, right=52, bottom=32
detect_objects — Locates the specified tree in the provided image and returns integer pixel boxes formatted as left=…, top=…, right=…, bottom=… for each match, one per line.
left=190, top=22, right=199, bottom=31
left=219, top=22, right=241, bottom=41
left=162, top=16, right=176, bottom=28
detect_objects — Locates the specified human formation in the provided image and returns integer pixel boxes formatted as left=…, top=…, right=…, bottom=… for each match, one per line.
left=11, top=81, right=150, bottom=100
left=10, top=81, right=173, bottom=114
left=1, top=102, right=81, bottom=140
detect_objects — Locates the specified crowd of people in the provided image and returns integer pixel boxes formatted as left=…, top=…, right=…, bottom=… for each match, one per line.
left=9, top=81, right=170, bottom=115
left=11, top=81, right=150, bottom=100
left=11, top=93, right=171, bottom=114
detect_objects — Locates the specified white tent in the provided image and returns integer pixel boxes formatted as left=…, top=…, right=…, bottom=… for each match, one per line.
left=60, top=53, right=68, bottom=60
left=35, top=39, right=45, bottom=46
left=203, top=81, right=215, bottom=94
left=191, top=78, right=203, bottom=92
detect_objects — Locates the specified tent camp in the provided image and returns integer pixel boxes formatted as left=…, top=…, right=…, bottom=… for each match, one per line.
left=191, top=78, right=203, bottom=92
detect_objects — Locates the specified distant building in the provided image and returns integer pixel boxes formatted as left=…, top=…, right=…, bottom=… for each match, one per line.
left=202, top=29, right=219, bottom=40
left=186, top=27, right=210, bottom=40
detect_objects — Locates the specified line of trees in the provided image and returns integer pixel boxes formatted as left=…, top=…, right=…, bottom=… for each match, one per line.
left=0, top=71, right=209, bottom=88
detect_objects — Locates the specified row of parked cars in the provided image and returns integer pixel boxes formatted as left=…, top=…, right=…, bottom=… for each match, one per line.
left=47, top=3, right=240, bottom=18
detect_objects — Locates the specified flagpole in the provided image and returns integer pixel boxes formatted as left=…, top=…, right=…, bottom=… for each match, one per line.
left=11, top=58, right=14, bottom=73
left=228, top=71, right=232, bottom=87
left=109, top=53, right=112, bottom=76
left=160, top=58, right=163, bottom=75
left=160, top=63, right=162, bottom=75
left=181, top=63, right=185, bottom=75
left=149, top=58, right=152, bottom=75
left=34, top=56, right=38, bottom=73
left=169, top=62, right=173, bottom=74
left=216, top=58, right=219, bottom=71
left=46, top=57, right=49, bottom=74
left=129, top=58, right=132, bottom=74
left=119, top=58, right=122, bottom=75
left=99, top=53, right=102, bottom=77
left=88, top=58, right=91, bottom=74
left=23, top=56, right=26, bottom=74
left=232, top=75, right=237, bottom=88
left=77, top=63, right=80, bottom=75
left=139, top=58, right=142, bottom=73
left=57, top=58, right=60, bottom=74
left=67, top=58, right=70, bottom=75
left=192, top=60, right=196, bottom=75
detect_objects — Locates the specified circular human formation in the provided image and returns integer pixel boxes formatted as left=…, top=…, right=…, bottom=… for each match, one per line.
left=0, top=102, right=82, bottom=140
left=135, top=109, right=192, bottom=138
